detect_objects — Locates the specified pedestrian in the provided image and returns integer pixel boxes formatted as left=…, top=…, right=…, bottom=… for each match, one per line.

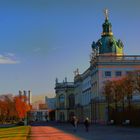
left=84, top=117, right=90, bottom=132
left=71, top=116, right=78, bottom=132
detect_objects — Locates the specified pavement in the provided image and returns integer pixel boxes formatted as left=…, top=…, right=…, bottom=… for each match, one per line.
left=29, top=121, right=140, bottom=140
left=29, top=126, right=81, bottom=140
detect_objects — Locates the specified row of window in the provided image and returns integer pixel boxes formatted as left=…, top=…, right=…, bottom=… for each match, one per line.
left=104, top=71, right=126, bottom=77
left=59, top=94, right=75, bottom=108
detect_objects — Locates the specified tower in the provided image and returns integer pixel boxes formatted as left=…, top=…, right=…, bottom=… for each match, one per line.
left=91, top=9, right=124, bottom=57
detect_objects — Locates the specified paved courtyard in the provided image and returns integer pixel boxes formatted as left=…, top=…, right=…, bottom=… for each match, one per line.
left=30, top=121, right=140, bottom=140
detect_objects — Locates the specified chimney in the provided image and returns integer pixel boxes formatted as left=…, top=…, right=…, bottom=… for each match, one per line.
left=23, top=90, right=27, bottom=103
left=28, top=90, right=32, bottom=105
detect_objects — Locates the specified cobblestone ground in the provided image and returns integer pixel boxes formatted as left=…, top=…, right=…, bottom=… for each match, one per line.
left=30, top=126, right=81, bottom=140
left=30, top=121, right=140, bottom=140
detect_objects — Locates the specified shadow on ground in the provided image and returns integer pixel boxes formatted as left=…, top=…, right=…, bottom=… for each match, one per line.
left=30, top=121, right=140, bottom=140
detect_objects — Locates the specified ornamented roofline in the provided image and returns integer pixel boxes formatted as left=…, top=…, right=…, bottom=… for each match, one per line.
left=90, top=55, right=140, bottom=65
left=55, top=82, right=74, bottom=89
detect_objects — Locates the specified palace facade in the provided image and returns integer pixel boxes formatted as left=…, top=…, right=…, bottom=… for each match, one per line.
left=55, top=10, right=140, bottom=123
left=55, top=78, right=75, bottom=122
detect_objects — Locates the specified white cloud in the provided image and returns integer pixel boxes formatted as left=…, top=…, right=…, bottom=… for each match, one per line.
left=5, top=52, right=15, bottom=57
left=0, top=54, right=20, bottom=64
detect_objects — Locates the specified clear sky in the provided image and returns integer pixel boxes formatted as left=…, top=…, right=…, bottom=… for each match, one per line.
left=0, top=0, right=140, bottom=97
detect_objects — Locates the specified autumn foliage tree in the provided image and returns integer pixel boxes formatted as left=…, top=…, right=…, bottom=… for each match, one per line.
left=0, top=94, right=31, bottom=124
left=103, top=80, right=113, bottom=120
left=0, top=94, right=17, bottom=123
left=14, top=95, right=31, bottom=120
left=103, top=70, right=140, bottom=113
left=130, top=70, right=140, bottom=93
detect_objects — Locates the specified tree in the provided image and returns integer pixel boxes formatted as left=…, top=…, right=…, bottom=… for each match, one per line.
left=14, top=95, right=31, bottom=120
left=132, top=70, right=140, bottom=93
left=103, top=80, right=113, bottom=121
left=123, top=74, right=134, bottom=110
left=0, top=94, right=31, bottom=124
left=0, top=94, right=17, bottom=123
left=118, top=78, right=127, bottom=111
left=103, top=72, right=135, bottom=111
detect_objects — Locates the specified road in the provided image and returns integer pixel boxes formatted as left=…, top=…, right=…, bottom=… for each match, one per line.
left=29, top=121, right=140, bottom=140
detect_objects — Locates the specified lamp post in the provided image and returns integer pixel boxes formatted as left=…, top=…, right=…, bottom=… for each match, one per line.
left=24, top=113, right=27, bottom=126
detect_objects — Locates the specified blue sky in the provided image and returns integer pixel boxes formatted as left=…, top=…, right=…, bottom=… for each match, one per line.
left=0, top=0, right=140, bottom=97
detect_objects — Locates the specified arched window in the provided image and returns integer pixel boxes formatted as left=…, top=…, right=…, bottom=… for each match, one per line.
left=59, top=94, right=65, bottom=108
left=69, top=94, right=75, bottom=108
left=59, top=112, right=65, bottom=121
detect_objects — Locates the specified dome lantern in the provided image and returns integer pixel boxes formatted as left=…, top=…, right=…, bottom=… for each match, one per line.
left=102, top=9, right=113, bottom=36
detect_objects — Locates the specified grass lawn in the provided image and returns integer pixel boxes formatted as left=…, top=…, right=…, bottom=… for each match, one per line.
left=0, top=126, right=30, bottom=140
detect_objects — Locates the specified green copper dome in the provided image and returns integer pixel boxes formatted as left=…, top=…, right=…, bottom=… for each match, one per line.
left=92, top=9, right=124, bottom=56
left=96, top=36, right=124, bottom=55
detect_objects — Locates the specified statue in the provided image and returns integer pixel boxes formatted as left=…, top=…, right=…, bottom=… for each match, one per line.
left=74, top=68, right=79, bottom=76
left=104, top=8, right=109, bottom=20
left=55, top=78, right=58, bottom=83
left=76, top=68, right=79, bottom=75
left=91, top=41, right=96, bottom=50
left=96, top=39, right=102, bottom=47
left=117, top=39, right=124, bottom=48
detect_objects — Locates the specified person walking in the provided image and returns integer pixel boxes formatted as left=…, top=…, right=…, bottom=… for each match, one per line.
left=71, top=116, right=78, bottom=132
left=84, top=117, right=90, bottom=132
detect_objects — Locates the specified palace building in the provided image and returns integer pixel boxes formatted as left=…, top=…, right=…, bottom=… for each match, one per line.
left=55, top=78, right=75, bottom=122
left=55, top=9, right=140, bottom=123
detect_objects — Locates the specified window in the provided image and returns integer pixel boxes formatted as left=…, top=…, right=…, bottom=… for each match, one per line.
left=69, top=94, right=75, bottom=108
left=105, top=71, right=111, bottom=77
left=116, top=71, right=122, bottom=77
left=59, top=94, right=65, bottom=108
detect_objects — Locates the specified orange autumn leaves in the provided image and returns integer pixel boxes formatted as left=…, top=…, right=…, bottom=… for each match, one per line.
left=14, top=96, right=31, bottom=119
left=0, top=95, right=31, bottom=123
left=103, top=70, right=140, bottom=109
left=0, top=95, right=17, bottom=123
